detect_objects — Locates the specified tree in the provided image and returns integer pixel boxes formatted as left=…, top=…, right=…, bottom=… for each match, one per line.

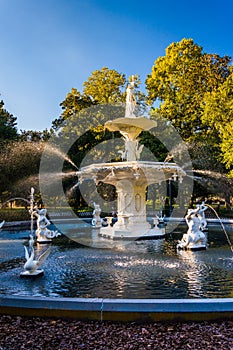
left=20, top=128, right=53, bottom=142
left=146, top=39, right=233, bottom=208
left=0, top=100, right=18, bottom=142
left=220, top=121, right=233, bottom=175
left=83, top=67, right=126, bottom=104
left=52, top=88, right=93, bottom=130
left=48, top=68, right=128, bottom=208
left=52, top=68, right=126, bottom=131
left=146, top=38, right=231, bottom=142
left=202, top=71, right=233, bottom=172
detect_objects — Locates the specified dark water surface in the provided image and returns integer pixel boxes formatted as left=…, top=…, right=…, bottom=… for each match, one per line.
left=1, top=222, right=233, bottom=299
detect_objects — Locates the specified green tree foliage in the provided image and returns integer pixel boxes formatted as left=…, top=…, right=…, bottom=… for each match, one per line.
left=146, top=38, right=231, bottom=142
left=20, top=128, right=53, bottom=142
left=0, top=100, right=18, bottom=142
left=221, top=121, right=233, bottom=174
left=52, top=67, right=126, bottom=131
left=83, top=67, right=126, bottom=104
left=52, top=88, right=93, bottom=130
left=146, top=38, right=233, bottom=206
left=202, top=71, right=233, bottom=172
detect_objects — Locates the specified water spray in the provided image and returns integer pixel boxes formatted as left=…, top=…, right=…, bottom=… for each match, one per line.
left=30, top=187, right=35, bottom=236
left=206, top=204, right=233, bottom=253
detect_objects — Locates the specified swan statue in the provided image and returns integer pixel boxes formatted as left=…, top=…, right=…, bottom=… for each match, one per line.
left=20, top=235, right=51, bottom=277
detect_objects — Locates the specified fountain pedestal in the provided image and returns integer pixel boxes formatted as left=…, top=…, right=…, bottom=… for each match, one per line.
left=98, top=165, right=165, bottom=240
left=99, top=223, right=165, bottom=240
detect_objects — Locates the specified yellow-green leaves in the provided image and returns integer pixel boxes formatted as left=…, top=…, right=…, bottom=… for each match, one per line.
left=146, top=38, right=231, bottom=143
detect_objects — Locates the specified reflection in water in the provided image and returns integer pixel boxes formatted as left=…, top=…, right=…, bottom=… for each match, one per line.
left=177, top=250, right=210, bottom=297
left=0, top=225, right=233, bottom=299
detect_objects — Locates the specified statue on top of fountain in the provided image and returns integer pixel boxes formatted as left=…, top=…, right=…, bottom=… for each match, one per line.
left=177, top=204, right=207, bottom=250
left=125, top=76, right=137, bottom=118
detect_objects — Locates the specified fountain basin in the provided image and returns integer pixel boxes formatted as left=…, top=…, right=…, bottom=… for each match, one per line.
left=1, top=223, right=233, bottom=297
left=77, top=161, right=186, bottom=184
left=1, top=221, right=233, bottom=321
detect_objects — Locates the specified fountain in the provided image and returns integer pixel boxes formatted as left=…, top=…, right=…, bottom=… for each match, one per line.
left=1, top=77, right=233, bottom=322
left=77, top=76, right=186, bottom=240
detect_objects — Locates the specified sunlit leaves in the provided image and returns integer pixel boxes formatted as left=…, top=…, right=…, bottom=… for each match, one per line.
left=202, top=71, right=233, bottom=170
left=146, top=38, right=231, bottom=142
left=83, top=67, right=126, bottom=104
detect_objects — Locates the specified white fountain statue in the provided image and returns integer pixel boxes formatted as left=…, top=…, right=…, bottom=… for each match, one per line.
left=177, top=205, right=207, bottom=250
left=31, top=206, right=60, bottom=244
left=77, top=75, right=186, bottom=240
left=125, top=75, right=137, bottom=118
left=91, top=202, right=102, bottom=228
left=197, top=201, right=208, bottom=231
left=155, top=211, right=166, bottom=227
left=20, top=235, right=51, bottom=277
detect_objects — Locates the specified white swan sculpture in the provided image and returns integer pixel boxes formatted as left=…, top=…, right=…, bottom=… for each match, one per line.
left=20, top=235, right=51, bottom=277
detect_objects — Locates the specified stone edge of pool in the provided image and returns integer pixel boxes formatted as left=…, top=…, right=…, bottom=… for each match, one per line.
left=1, top=296, right=233, bottom=322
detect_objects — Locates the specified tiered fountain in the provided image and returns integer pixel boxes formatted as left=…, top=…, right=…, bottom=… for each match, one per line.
left=77, top=77, right=186, bottom=240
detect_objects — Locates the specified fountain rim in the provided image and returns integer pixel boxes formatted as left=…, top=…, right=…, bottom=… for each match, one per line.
left=104, top=116, right=157, bottom=132
left=1, top=294, right=233, bottom=322
left=77, top=160, right=186, bottom=174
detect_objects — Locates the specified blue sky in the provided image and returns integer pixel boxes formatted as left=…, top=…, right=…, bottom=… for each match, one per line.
left=1, top=0, right=233, bottom=131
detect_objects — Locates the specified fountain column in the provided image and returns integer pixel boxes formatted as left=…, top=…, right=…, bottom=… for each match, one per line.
left=114, top=178, right=150, bottom=233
